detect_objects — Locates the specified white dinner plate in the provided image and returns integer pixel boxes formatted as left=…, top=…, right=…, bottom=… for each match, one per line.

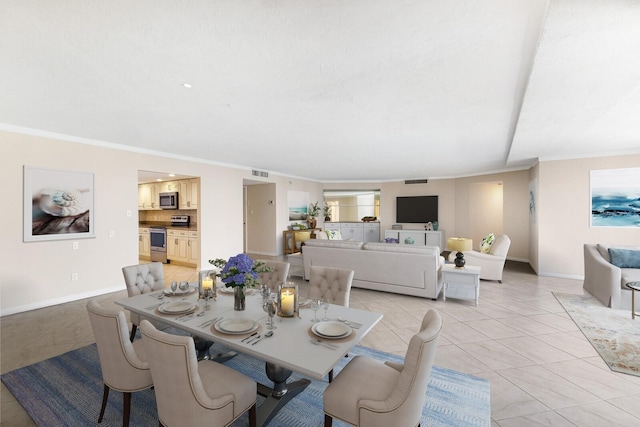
left=164, top=287, right=196, bottom=296
left=158, top=301, right=196, bottom=314
left=215, top=319, right=258, bottom=334
left=299, top=298, right=312, bottom=308
left=312, top=321, right=351, bottom=339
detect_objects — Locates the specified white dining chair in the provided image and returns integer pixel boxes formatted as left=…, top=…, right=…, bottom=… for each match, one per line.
left=323, top=309, right=443, bottom=427
left=86, top=299, right=153, bottom=427
left=122, top=262, right=166, bottom=341
left=308, top=265, right=354, bottom=307
left=140, top=320, right=257, bottom=427
left=257, top=259, right=290, bottom=292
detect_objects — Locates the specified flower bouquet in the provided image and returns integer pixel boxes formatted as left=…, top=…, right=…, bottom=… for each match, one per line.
left=209, top=254, right=271, bottom=310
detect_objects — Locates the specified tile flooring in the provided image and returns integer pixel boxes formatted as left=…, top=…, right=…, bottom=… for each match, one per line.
left=2, top=260, right=640, bottom=426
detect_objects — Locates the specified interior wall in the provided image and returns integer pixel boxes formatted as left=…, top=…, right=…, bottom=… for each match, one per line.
left=469, top=181, right=504, bottom=250
left=0, top=130, right=320, bottom=315
left=537, top=154, right=640, bottom=278
left=529, top=163, right=540, bottom=273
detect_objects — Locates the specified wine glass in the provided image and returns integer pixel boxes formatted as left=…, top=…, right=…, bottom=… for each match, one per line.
left=263, top=298, right=277, bottom=330
left=179, top=281, right=190, bottom=292
left=170, top=281, right=177, bottom=293
left=203, top=288, right=213, bottom=310
left=321, top=298, right=330, bottom=321
left=310, top=299, right=321, bottom=323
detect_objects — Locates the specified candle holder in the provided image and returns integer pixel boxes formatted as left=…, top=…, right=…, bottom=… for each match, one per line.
left=277, top=282, right=299, bottom=318
left=198, top=269, right=217, bottom=304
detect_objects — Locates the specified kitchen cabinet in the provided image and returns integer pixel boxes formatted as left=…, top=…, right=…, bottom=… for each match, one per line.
left=138, top=183, right=160, bottom=210
left=168, top=229, right=198, bottom=266
left=139, top=227, right=150, bottom=259
left=179, top=179, right=198, bottom=209
left=160, top=181, right=179, bottom=192
left=187, top=231, right=199, bottom=265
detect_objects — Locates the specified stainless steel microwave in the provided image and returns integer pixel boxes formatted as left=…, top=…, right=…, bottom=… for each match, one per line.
left=159, top=192, right=178, bottom=209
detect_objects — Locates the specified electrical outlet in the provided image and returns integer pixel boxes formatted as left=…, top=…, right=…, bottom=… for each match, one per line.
left=109, top=230, right=115, bottom=238
left=71, top=273, right=78, bottom=281
left=126, top=209, right=132, bottom=217
left=72, top=241, right=79, bottom=250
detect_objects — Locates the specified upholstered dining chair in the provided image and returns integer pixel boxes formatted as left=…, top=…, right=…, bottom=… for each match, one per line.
left=323, top=309, right=442, bottom=427
left=257, top=259, right=290, bottom=292
left=86, top=299, right=153, bottom=427
left=462, top=234, right=511, bottom=282
left=308, top=265, right=355, bottom=307
left=122, top=262, right=166, bottom=341
left=140, top=320, right=257, bottom=427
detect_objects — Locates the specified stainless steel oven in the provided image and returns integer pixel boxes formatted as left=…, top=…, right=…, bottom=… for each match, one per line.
left=149, top=227, right=167, bottom=263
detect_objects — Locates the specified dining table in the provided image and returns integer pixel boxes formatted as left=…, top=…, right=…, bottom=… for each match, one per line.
left=115, top=284, right=383, bottom=426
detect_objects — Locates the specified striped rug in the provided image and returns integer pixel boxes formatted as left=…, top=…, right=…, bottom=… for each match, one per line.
left=2, top=343, right=490, bottom=426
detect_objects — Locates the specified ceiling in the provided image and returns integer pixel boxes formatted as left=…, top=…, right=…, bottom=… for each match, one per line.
left=2, top=0, right=639, bottom=182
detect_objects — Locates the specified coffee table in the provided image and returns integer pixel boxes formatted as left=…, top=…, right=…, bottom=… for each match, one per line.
left=442, top=264, right=481, bottom=306
left=626, top=282, right=640, bottom=319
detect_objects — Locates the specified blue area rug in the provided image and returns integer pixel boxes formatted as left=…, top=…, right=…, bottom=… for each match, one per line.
left=2, top=342, right=490, bottom=426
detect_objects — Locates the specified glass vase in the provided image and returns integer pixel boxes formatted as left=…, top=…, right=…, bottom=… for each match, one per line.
left=234, top=287, right=246, bottom=311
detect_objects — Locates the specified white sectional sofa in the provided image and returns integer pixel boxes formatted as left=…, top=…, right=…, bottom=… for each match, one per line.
left=583, top=243, right=640, bottom=310
left=302, top=240, right=444, bottom=299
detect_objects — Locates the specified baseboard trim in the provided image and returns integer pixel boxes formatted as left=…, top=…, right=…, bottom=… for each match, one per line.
left=0, top=285, right=125, bottom=317
left=537, top=271, right=584, bottom=280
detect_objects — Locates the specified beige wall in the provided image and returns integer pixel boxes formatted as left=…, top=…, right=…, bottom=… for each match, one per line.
left=1, top=130, right=320, bottom=315
left=536, top=155, right=640, bottom=278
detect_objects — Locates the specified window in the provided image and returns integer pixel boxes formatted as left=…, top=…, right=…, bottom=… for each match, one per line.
left=323, top=190, right=380, bottom=222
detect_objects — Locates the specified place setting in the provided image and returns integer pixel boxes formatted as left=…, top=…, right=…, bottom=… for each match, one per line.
left=163, top=281, right=197, bottom=296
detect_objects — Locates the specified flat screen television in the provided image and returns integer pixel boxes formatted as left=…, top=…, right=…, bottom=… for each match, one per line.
left=396, top=196, right=438, bottom=223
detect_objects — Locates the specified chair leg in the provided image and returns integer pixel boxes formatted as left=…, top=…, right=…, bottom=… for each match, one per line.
left=248, top=403, right=257, bottom=427
left=98, top=384, right=109, bottom=423
left=324, top=413, right=333, bottom=426
left=123, top=392, right=131, bottom=427
left=129, top=324, right=137, bottom=342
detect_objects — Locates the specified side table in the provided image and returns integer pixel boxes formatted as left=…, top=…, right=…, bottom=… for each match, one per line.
left=626, top=282, right=640, bottom=319
left=442, top=264, right=481, bottom=306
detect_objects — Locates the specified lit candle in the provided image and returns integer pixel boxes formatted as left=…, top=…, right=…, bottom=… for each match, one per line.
left=202, top=278, right=213, bottom=290
left=281, top=290, right=294, bottom=316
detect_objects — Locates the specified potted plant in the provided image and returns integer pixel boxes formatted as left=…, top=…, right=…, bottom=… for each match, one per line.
left=323, top=202, right=331, bottom=222
left=209, top=254, right=271, bottom=310
left=308, top=201, right=320, bottom=228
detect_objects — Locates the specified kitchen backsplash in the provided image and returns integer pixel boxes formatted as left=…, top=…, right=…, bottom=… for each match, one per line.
left=139, top=209, right=197, bottom=226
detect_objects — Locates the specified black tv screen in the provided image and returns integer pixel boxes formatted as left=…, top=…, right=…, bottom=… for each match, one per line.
left=396, top=196, right=438, bottom=223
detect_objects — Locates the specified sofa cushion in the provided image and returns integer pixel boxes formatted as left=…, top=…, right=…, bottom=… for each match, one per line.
left=597, top=244, right=640, bottom=263
left=609, top=248, right=640, bottom=268
left=363, top=242, right=440, bottom=256
left=303, top=239, right=364, bottom=250
left=621, top=269, right=640, bottom=288
left=480, top=233, right=495, bottom=254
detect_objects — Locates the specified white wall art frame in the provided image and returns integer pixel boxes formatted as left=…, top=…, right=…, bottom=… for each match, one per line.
left=24, top=166, right=95, bottom=241
left=590, top=167, right=640, bottom=228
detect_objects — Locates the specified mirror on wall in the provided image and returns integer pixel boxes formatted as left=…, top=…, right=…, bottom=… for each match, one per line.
left=323, top=190, right=380, bottom=222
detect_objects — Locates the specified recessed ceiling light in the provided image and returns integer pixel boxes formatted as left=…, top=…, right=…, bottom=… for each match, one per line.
left=183, top=83, right=192, bottom=88
left=169, top=174, right=175, bottom=177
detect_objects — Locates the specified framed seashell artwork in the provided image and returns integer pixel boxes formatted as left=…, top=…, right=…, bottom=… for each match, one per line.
left=23, top=166, right=95, bottom=242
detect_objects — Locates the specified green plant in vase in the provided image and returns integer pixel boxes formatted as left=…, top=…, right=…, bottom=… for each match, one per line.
left=308, top=201, right=320, bottom=228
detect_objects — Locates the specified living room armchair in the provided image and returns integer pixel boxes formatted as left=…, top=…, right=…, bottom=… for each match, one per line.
left=462, top=234, right=511, bottom=282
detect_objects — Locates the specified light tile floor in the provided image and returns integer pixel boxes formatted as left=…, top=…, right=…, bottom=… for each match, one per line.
left=2, top=260, right=640, bottom=426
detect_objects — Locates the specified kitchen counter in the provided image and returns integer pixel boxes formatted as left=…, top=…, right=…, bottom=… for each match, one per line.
left=138, top=221, right=197, bottom=231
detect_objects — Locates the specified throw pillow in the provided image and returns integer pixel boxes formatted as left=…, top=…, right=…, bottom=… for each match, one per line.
left=326, top=230, right=342, bottom=240
left=480, top=233, right=495, bottom=254
left=608, top=248, right=640, bottom=268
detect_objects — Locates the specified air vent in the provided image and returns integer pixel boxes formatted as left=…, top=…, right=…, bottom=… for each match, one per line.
left=404, top=179, right=428, bottom=184
left=251, top=169, right=269, bottom=178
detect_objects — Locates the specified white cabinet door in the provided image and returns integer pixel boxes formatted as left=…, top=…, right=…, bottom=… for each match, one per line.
left=399, top=231, right=426, bottom=245
left=425, top=231, right=444, bottom=248
left=188, top=231, right=199, bottom=265
left=363, top=223, right=380, bottom=242
left=340, top=223, right=364, bottom=241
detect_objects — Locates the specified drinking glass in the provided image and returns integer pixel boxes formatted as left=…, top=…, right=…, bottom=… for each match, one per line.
left=263, top=299, right=277, bottom=330
left=170, top=281, right=177, bottom=293
left=203, top=288, right=213, bottom=310
left=321, top=298, right=330, bottom=321
left=310, top=299, right=321, bottom=323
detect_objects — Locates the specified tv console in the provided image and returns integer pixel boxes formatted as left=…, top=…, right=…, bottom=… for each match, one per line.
left=384, top=229, right=445, bottom=250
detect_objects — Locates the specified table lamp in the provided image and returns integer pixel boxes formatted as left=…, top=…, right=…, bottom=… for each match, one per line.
left=447, top=238, right=473, bottom=268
